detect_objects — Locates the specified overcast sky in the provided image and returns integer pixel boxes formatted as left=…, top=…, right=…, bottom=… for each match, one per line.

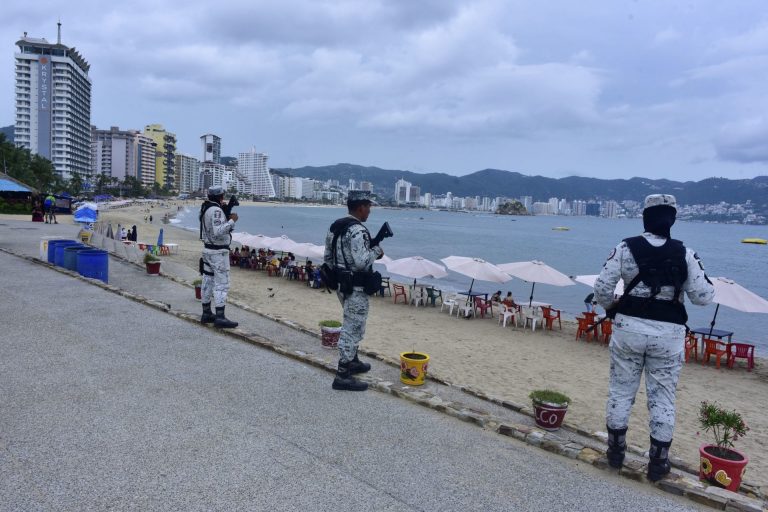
left=3, top=0, right=768, bottom=181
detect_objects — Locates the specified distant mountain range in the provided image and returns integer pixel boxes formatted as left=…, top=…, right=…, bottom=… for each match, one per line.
left=0, top=125, right=13, bottom=142
left=274, top=163, right=768, bottom=207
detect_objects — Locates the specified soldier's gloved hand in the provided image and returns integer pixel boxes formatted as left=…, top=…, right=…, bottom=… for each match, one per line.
left=229, top=213, right=239, bottom=222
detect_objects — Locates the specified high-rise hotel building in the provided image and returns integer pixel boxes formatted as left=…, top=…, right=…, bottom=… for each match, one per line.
left=201, top=134, right=221, bottom=164
left=91, top=126, right=157, bottom=185
left=14, top=27, right=92, bottom=179
left=238, top=148, right=275, bottom=197
left=144, top=124, right=177, bottom=191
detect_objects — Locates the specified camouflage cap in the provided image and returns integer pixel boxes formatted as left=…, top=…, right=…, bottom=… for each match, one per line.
left=644, top=194, right=677, bottom=211
left=347, top=190, right=376, bottom=204
left=207, top=186, right=225, bottom=196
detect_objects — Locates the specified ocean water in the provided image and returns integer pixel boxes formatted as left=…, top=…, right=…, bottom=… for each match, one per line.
left=177, top=205, right=768, bottom=353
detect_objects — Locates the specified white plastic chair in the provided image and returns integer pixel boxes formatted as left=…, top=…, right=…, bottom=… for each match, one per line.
left=521, top=306, right=542, bottom=331
left=440, top=294, right=458, bottom=315
left=498, top=304, right=516, bottom=328
left=409, top=285, right=425, bottom=307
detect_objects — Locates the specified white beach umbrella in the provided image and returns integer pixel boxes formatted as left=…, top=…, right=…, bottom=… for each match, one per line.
left=292, top=242, right=325, bottom=260
left=373, top=254, right=393, bottom=269
left=231, top=232, right=251, bottom=244
left=267, top=235, right=300, bottom=253
left=386, top=256, right=448, bottom=286
left=498, top=260, right=574, bottom=306
left=572, top=274, right=625, bottom=296
left=706, top=277, right=768, bottom=336
left=440, top=256, right=512, bottom=295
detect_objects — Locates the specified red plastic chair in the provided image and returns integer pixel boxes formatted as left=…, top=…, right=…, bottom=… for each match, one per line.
left=393, top=284, right=408, bottom=304
left=600, top=319, right=612, bottom=345
left=575, top=317, right=594, bottom=342
left=541, top=306, right=562, bottom=330
left=473, top=296, right=493, bottom=318
left=684, top=333, right=698, bottom=363
left=727, top=343, right=755, bottom=371
left=583, top=311, right=597, bottom=325
left=702, top=338, right=728, bottom=369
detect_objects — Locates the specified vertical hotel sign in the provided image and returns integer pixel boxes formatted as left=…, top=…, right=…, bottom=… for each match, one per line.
left=38, top=56, right=52, bottom=158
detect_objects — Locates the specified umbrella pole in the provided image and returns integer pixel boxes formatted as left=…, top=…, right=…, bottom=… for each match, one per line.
left=707, top=304, right=720, bottom=338
left=528, top=283, right=536, bottom=307
left=466, top=279, right=475, bottom=306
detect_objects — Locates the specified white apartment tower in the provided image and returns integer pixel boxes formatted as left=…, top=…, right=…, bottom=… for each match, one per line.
left=238, top=148, right=275, bottom=197
left=91, top=126, right=158, bottom=186
left=14, top=25, right=92, bottom=179
left=175, top=153, right=200, bottom=194
left=201, top=133, right=221, bottom=163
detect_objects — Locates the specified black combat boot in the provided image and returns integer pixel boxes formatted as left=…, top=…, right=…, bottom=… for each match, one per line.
left=647, top=437, right=672, bottom=482
left=213, top=306, right=238, bottom=328
left=346, top=353, right=371, bottom=375
left=201, top=303, right=215, bottom=324
left=332, top=360, right=368, bottom=391
left=606, top=426, right=628, bottom=469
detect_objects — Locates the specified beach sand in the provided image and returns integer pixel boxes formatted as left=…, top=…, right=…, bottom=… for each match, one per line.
left=21, top=204, right=768, bottom=491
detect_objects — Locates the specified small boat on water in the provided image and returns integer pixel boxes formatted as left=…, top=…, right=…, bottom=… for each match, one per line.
left=552, top=226, right=570, bottom=231
left=741, top=238, right=767, bottom=245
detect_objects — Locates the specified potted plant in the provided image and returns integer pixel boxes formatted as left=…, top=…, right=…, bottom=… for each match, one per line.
left=529, top=389, right=570, bottom=431
left=319, top=320, right=342, bottom=349
left=400, top=351, right=430, bottom=386
left=143, top=252, right=161, bottom=275
left=192, top=277, right=202, bottom=300
left=698, top=401, right=749, bottom=491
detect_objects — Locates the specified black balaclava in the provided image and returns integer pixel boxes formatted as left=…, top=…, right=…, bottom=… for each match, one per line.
left=643, top=205, right=676, bottom=238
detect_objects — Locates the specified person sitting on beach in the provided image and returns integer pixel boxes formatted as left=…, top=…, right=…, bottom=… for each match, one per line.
left=502, top=292, right=517, bottom=308
left=491, top=290, right=502, bottom=303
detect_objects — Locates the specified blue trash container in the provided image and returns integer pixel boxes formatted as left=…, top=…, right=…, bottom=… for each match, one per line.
left=54, top=241, right=82, bottom=267
left=77, top=249, right=109, bottom=283
left=47, top=239, right=75, bottom=263
left=63, top=245, right=88, bottom=271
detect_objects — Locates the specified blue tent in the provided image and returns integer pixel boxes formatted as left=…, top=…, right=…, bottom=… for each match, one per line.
left=73, top=206, right=98, bottom=223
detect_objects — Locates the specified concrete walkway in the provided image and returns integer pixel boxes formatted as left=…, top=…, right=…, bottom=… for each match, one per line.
left=0, top=219, right=712, bottom=511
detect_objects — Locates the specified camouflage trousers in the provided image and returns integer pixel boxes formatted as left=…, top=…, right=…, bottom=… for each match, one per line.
left=606, top=326, right=684, bottom=442
left=336, top=289, right=369, bottom=364
left=201, top=249, right=230, bottom=308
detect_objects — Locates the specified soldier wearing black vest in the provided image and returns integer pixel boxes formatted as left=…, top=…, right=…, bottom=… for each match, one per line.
left=323, top=191, right=384, bottom=391
left=595, top=194, right=714, bottom=482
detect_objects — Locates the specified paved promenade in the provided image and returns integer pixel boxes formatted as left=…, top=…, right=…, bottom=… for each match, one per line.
left=0, top=220, right=708, bottom=511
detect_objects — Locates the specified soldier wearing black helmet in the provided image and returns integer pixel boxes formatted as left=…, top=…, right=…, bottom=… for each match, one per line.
left=199, top=186, right=239, bottom=328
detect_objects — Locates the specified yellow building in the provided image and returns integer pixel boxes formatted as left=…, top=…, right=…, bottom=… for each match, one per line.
left=143, top=124, right=177, bottom=190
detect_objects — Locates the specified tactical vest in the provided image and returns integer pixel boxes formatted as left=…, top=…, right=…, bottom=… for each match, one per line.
left=199, top=200, right=229, bottom=249
left=616, top=236, right=689, bottom=325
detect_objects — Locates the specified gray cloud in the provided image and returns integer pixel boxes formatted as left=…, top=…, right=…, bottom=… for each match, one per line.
left=2, top=0, right=768, bottom=179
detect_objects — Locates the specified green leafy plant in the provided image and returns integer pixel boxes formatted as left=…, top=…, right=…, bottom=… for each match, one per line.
left=143, top=252, right=160, bottom=264
left=318, top=320, right=342, bottom=328
left=699, top=401, right=748, bottom=454
left=192, top=278, right=202, bottom=286
left=529, top=389, right=570, bottom=406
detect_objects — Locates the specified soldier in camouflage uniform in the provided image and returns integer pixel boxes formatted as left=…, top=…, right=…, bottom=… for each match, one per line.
left=595, top=194, right=714, bottom=481
left=324, top=191, right=384, bottom=391
left=200, top=186, right=239, bottom=328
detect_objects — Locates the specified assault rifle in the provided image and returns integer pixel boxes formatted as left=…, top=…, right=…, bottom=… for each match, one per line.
left=371, top=222, right=393, bottom=247
left=222, top=195, right=239, bottom=220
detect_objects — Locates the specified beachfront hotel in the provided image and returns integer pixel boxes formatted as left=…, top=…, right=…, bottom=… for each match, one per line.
left=14, top=25, right=92, bottom=180
left=91, top=126, right=157, bottom=185
left=175, top=153, right=200, bottom=194
left=201, top=133, right=221, bottom=164
left=237, top=148, right=275, bottom=197
left=143, top=124, right=177, bottom=191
